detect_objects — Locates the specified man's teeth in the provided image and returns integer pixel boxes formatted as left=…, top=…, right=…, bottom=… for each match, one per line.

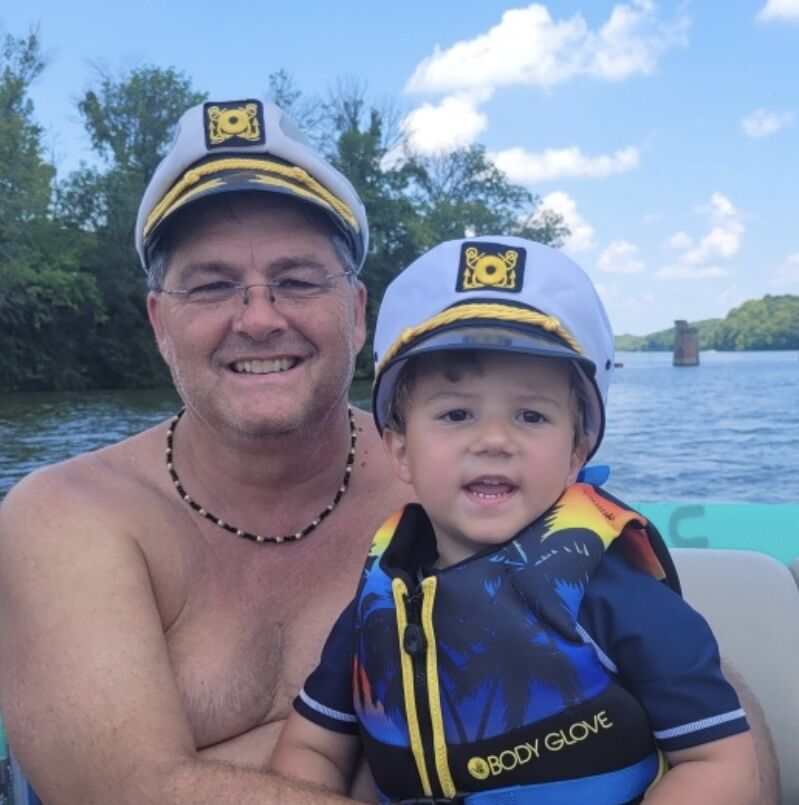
left=232, top=358, right=297, bottom=374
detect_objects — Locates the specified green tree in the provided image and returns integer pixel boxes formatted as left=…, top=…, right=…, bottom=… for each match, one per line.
left=0, top=25, right=52, bottom=257
left=0, top=26, right=104, bottom=391
left=57, top=66, right=206, bottom=388
left=266, top=69, right=324, bottom=138
left=713, top=295, right=799, bottom=351
left=406, top=145, right=568, bottom=250
left=311, top=81, right=423, bottom=377
left=294, top=78, right=568, bottom=377
left=614, top=296, right=799, bottom=352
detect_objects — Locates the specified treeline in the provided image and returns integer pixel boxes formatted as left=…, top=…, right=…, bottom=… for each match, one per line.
left=615, top=294, right=799, bottom=351
left=0, top=27, right=568, bottom=393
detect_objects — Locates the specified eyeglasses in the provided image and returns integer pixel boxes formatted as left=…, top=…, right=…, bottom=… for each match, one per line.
left=156, top=269, right=353, bottom=308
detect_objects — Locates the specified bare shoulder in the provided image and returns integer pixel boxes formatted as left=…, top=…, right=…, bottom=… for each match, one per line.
left=0, top=420, right=188, bottom=616
left=0, top=421, right=205, bottom=802
left=2, top=421, right=161, bottom=541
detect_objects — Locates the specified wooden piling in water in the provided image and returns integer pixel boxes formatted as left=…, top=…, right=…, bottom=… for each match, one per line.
left=673, top=320, right=699, bottom=366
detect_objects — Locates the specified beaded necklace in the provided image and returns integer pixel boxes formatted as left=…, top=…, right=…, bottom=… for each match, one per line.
left=165, top=406, right=356, bottom=543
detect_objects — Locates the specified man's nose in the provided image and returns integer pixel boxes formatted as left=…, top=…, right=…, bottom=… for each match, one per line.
left=231, top=284, right=289, bottom=337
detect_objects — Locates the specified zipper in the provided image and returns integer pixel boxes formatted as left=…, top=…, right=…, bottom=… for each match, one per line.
left=403, top=585, right=443, bottom=798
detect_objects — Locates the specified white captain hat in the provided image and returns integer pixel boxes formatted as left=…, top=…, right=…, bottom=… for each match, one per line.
left=136, top=97, right=368, bottom=271
left=372, top=236, right=615, bottom=459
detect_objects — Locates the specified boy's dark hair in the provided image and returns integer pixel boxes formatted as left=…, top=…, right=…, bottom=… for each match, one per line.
left=384, top=350, right=589, bottom=448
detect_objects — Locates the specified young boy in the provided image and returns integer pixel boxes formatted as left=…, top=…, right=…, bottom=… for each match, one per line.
left=270, top=237, right=758, bottom=804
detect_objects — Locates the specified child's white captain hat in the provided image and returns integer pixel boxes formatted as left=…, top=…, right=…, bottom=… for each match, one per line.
left=136, top=97, right=368, bottom=272
left=372, top=236, right=615, bottom=460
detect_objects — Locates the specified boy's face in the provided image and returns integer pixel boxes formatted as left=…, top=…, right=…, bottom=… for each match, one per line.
left=384, top=352, right=588, bottom=568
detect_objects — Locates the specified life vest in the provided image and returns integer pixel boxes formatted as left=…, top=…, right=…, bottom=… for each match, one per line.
left=351, top=483, right=680, bottom=804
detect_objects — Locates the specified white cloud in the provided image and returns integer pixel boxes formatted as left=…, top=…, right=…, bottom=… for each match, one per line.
left=490, top=145, right=640, bottom=182
left=595, top=282, right=657, bottom=335
left=656, top=192, right=744, bottom=280
left=741, top=109, right=794, bottom=137
left=597, top=240, right=646, bottom=274
left=682, top=225, right=741, bottom=265
left=773, top=253, right=799, bottom=287
left=401, top=94, right=489, bottom=155
left=666, top=231, right=692, bottom=249
left=656, top=264, right=731, bottom=279
left=401, top=3, right=679, bottom=163
left=535, top=191, right=595, bottom=252
left=757, top=0, right=799, bottom=21
left=405, top=1, right=688, bottom=94
left=703, top=192, right=737, bottom=219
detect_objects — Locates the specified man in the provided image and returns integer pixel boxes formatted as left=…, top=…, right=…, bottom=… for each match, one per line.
left=0, top=97, right=778, bottom=805
left=0, top=97, right=405, bottom=804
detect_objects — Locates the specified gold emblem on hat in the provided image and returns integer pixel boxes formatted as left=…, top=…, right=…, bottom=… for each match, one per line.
left=460, top=246, right=520, bottom=291
left=206, top=103, right=262, bottom=145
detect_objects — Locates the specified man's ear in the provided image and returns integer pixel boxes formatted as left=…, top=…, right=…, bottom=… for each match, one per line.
left=146, top=291, right=169, bottom=360
left=382, top=428, right=414, bottom=485
left=352, top=279, right=367, bottom=354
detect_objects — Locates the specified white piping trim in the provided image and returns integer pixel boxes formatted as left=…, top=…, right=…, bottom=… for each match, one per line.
left=298, top=688, right=358, bottom=723
left=575, top=623, right=618, bottom=674
left=654, top=709, right=746, bottom=740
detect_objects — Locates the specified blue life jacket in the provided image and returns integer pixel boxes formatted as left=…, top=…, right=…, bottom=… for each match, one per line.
left=351, top=483, right=680, bottom=804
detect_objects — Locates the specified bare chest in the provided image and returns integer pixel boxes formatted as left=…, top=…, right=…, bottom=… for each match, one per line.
left=162, top=522, right=370, bottom=754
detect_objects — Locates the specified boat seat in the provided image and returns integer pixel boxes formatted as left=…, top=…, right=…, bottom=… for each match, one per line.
left=671, top=548, right=799, bottom=804
left=790, top=556, right=799, bottom=588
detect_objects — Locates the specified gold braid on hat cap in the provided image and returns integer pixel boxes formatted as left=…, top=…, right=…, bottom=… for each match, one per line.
left=377, top=303, right=584, bottom=376
left=144, top=157, right=359, bottom=241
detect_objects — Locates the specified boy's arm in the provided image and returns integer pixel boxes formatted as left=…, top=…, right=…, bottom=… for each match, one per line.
left=644, top=732, right=759, bottom=804
left=270, top=711, right=360, bottom=795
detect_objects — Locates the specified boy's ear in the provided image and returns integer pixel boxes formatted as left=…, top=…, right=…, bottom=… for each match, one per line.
left=568, top=436, right=591, bottom=485
left=382, top=428, right=414, bottom=485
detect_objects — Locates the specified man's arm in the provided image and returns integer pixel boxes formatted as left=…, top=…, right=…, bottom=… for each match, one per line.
left=722, top=660, right=781, bottom=805
left=644, top=732, right=758, bottom=803
left=0, top=470, right=355, bottom=805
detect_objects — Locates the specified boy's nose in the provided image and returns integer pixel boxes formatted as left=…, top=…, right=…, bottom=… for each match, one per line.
left=471, top=418, right=517, bottom=456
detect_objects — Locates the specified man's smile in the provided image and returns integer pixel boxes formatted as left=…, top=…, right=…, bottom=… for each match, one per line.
left=230, top=357, right=300, bottom=375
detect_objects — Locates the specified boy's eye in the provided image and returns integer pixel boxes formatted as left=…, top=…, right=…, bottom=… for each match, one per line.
left=441, top=409, right=471, bottom=423
left=519, top=410, right=544, bottom=424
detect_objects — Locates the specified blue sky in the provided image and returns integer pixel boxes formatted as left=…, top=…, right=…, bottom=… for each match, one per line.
left=4, top=0, right=798, bottom=335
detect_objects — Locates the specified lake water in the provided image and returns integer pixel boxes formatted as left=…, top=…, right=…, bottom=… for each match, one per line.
left=1, top=351, right=798, bottom=506
left=596, top=350, right=799, bottom=504
left=1, top=354, right=797, bottom=800
left=3, top=353, right=797, bottom=804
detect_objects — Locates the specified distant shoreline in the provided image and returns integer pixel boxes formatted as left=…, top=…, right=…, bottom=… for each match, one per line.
left=614, top=347, right=799, bottom=353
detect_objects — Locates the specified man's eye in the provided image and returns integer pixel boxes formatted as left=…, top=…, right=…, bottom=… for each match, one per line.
left=519, top=410, right=544, bottom=424
left=273, top=268, right=330, bottom=293
left=441, top=409, right=471, bottom=423
left=276, top=277, right=320, bottom=291
left=187, top=281, right=237, bottom=295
